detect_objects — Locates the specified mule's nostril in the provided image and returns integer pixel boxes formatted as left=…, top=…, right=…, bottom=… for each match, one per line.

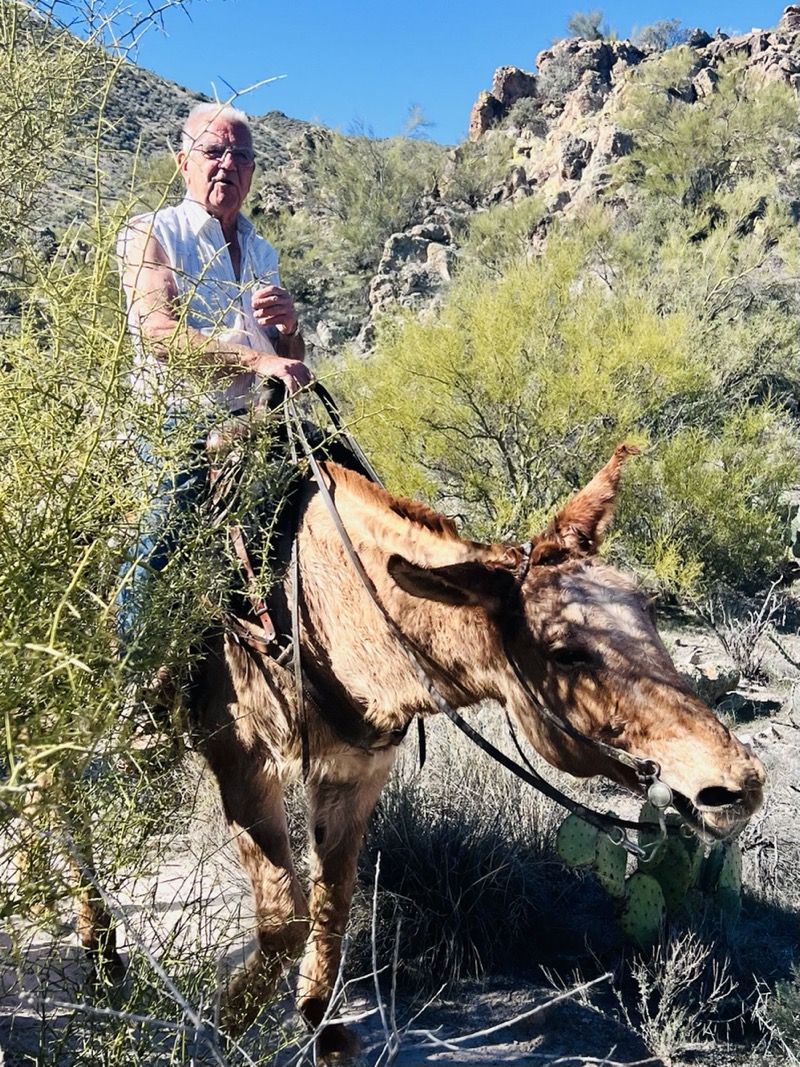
left=696, top=786, right=745, bottom=809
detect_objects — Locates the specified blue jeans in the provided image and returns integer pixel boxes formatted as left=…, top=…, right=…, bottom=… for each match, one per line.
left=115, top=415, right=211, bottom=667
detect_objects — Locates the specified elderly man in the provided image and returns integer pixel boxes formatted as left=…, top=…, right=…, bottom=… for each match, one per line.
left=120, top=101, right=311, bottom=402
left=117, top=102, right=310, bottom=667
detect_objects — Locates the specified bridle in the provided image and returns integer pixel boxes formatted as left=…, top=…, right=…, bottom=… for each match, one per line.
left=274, top=386, right=677, bottom=859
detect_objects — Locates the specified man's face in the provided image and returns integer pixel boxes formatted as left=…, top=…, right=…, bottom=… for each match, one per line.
left=179, top=117, right=255, bottom=225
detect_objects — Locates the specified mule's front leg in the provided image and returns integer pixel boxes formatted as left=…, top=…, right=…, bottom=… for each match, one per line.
left=299, top=750, right=395, bottom=1062
left=206, top=747, right=309, bottom=1030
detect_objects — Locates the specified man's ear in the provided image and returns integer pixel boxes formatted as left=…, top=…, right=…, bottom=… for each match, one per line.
left=388, top=555, right=517, bottom=610
left=541, top=442, right=640, bottom=557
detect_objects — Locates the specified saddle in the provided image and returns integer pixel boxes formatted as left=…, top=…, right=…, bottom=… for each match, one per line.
left=203, top=388, right=409, bottom=760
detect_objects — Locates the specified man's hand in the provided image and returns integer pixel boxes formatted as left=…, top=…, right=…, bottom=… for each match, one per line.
left=253, top=354, right=313, bottom=395
left=252, top=285, right=298, bottom=335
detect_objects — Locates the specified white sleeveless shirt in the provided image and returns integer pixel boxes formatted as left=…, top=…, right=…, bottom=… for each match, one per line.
left=118, top=196, right=280, bottom=412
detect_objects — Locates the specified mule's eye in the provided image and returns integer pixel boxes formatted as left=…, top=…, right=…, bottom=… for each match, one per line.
left=550, top=647, right=595, bottom=671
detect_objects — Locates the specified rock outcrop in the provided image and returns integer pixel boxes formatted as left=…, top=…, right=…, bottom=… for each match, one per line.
left=453, top=9, right=800, bottom=264
left=357, top=9, right=800, bottom=348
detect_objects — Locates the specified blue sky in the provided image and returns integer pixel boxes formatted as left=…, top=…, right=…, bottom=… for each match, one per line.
left=121, top=0, right=782, bottom=144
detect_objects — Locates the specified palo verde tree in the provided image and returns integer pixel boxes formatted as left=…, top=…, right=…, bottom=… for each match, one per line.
left=0, top=3, right=296, bottom=1060
left=337, top=184, right=798, bottom=594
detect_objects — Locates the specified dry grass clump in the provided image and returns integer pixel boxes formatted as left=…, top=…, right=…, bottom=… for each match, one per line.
left=617, top=930, right=736, bottom=1065
left=346, top=710, right=596, bottom=993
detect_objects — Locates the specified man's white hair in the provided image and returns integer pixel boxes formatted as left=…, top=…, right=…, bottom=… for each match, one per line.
left=181, top=103, right=251, bottom=152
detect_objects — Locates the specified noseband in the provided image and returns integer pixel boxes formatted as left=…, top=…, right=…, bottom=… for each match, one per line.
left=283, top=388, right=674, bottom=857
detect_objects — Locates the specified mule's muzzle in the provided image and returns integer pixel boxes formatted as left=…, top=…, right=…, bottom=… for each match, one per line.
left=675, top=770, right=764, bottom=840
left=695, top=776, right=764, bottom=814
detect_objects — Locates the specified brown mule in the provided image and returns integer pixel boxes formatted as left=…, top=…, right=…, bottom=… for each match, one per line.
left=87, top=444, right=766, bottom=1061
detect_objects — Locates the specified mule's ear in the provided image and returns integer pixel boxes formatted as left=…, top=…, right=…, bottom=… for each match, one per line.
left=545, top=443, right=640, bottom=556
left=388, top=554, right=517, bottom=609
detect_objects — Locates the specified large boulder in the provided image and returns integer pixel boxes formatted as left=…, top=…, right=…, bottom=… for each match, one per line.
left=779, top=4, right=800, bottom=32
left=469, top=91, right=505, bottom=141
left=492, top=66, right=537, bottom=107
left=367, top=223, right=456, bottom=315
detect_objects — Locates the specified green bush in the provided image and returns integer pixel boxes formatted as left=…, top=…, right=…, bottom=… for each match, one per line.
left=0, top=5, right=294, bottom=1061
left=455, top=195, right=545, bottom=276
left=439, top=135, right=514, bottom=205
left=565, top=9, right=613, bottom=41
left=338, top=213, right=798, bottom=594
left=617, top=53, right=799, bottom=208
left=631, top=18, right=690, bottom=52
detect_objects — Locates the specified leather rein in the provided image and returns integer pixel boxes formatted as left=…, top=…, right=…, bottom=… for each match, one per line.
left=276, top=387, right=676, bottom=858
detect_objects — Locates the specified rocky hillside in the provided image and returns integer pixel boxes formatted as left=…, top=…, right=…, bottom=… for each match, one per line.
left=18, top=3, right=800, bottom=359
left=336, top=5, right=800, bottom=351
left=468, top=6, right=800, bottom=204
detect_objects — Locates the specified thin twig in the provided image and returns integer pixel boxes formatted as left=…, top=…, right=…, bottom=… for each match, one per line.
left=371, top=853, right=392, bottom=1053
left=409, top=972, right=612, bottom=1048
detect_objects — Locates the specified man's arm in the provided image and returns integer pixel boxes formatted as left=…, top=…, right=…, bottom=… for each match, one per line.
left=119, top=222, right=311, bottom=393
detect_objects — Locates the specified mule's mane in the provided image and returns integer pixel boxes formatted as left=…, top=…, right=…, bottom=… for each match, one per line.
left=323, top=464, right=528, bottom=575
left=328, top=463, right=462, bottom=541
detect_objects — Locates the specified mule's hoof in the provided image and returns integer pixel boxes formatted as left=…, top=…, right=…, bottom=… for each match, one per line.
left=317, top=1023, right=361, bottom=1064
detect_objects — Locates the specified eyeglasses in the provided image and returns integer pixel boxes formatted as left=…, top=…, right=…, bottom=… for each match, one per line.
left=194, top=143, right=256, bottom=166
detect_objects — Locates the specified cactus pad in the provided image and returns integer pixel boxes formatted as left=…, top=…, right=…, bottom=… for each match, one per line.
left=698, top=843, right=726, bottom=894
left=557, top=814, right=599, bottom=867
left=619, top=873, right=666, bottom=948
left=681, top=831, right=705, bottom=887
left=593, top=832, right=627, bottom=899
left=650, top=837, right=693, bottom=915
left=718, top=842, right=743, bottom=893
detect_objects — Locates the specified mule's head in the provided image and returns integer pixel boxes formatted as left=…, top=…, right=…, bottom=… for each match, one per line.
left=389, top=445, right=765, bottom=841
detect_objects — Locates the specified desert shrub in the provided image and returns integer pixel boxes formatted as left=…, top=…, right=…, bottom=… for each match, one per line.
left=440, top=135, right=514, bottom=205
left=502, top=95, right=547, bottom=134
left=616, top=409, right=797, bottom=591
left=455, top=195, right=545, bottom=275
left=617, top=931, right=736, bottom=1063
left=304, top=124, right=442, bottom=271
left=127, top=149, right=185, bottom=212
left=565, top=9, right=612, bottom=40
left=694, top=583, right=785, bottom=681
left=256, top=202, right=370, bottom=335
left=337, top=213, right=798, bottom=594
left=755, top=966, right=800, bottom=1063
left=632, top=18, right=690, bottom=52
left=617, top=54, right=799, bottom=208
left=0, top=3, right=297, bottom=1062
left=536, top=53, right=583, bottom=105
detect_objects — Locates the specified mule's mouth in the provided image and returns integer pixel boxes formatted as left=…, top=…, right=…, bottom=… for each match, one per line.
left=671, top=790, right=748, bottom=842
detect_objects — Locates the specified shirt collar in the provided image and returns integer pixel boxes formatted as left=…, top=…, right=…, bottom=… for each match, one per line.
left=180, top=196, right=255, bottom=242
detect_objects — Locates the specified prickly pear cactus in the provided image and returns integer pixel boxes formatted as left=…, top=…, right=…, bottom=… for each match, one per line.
left=619, top=873, right=666, bottom=948
left=716, top=842, right=743, bottom=919
left=593, top=832, right=627, bottom=899
left=650, top=837, right=693, bottom=915
left=557, top=807, right=744, bottom=947
left=556, top=814, right=599, bottom=867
